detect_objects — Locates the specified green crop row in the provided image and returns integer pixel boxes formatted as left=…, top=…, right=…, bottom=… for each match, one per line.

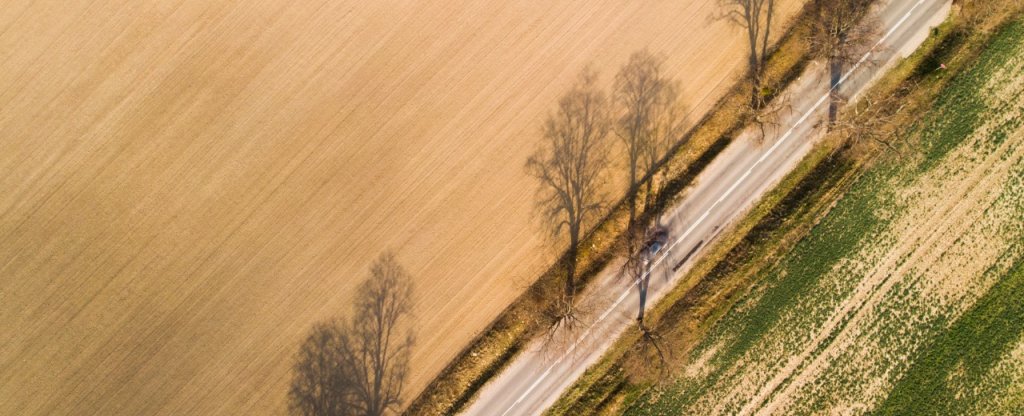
left=623, top=13, right=1024, bottom=416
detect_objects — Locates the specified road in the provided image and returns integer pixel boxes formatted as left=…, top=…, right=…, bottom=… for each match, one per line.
left=462, top=1, right=951, bottom=415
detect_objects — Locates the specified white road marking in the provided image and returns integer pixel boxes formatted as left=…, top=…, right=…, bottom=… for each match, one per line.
left=497, top=1, right=927, bottom=414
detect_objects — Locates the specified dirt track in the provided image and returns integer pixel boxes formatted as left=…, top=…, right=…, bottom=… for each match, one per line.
left=0, top=1, right=799, bottom=414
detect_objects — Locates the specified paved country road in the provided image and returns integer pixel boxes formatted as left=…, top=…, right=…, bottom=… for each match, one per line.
left=463, top=1, right=951, bottom=415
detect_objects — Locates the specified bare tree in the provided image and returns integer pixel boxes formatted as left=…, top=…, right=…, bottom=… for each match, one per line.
left=526, top=67, right=613, bottom=318
left=806, top=0, right=879, bottom=125
left=289, top=320, right=355, bottom=416
left=289, top=252, right=415, bottom=416
left=614, top=50, right=688, bottom=221
left=749, top=89, right=792, bottom=143
left=832, top=80, right=916, bottom=154
left=351, top=253, right=415, bottom=415
left=619, top=225, right=669, bottom=376
left=620, top=226, right=651, bottom=325
left=615, top=50, right=674, bottom=225
left=641, top=80, right=686, bottom=212
left=718, top=0, right=777, bottom=108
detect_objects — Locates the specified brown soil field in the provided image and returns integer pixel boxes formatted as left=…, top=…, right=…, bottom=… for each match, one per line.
left=0, top=1, right=799, bottom=414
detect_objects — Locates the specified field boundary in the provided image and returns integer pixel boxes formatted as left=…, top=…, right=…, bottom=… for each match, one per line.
left=403, top=7, right=817, bottom=415
left=543, top=3, right=1024, bottom=413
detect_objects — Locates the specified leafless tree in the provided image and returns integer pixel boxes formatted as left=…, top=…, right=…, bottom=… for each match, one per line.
left=718, top=0, right=777, bottom=109
left=619, top=225, right=668, bottom=376
left=832, top=80, right=916, bottom=154
left=620, top=226, right=651, bottom=325
left=614, top=50, right=685, bottom=225
left=351, top=253, right=415, bottom=415
left=806, top=0, right=880, bottom=126
left=289, top=320, right=355, bottom=416
left=526, top=67, right=613, bottom=319
left=289, top=252, right=415, bottom=416
left=641, top=74, right=686, bottom=214
left=749, top=89, right=792, bottom=144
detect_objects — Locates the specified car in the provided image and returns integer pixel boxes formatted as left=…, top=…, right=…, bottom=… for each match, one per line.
left=645, top=227, right=670, bottom=258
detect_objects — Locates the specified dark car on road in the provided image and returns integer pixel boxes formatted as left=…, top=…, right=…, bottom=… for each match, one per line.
left=645, top=227, right=670, bottom=259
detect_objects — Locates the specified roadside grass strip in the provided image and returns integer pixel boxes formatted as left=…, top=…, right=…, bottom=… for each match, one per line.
left=626, top=16, right=1024, bottom=416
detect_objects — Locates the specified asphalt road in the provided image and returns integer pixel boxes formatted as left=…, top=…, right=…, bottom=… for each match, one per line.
left=463, top=1, right=951, bottom=415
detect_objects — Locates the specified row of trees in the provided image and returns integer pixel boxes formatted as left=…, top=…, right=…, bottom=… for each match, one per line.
left=719, top=0, right=777, bottom=109
left=283, top=1, right=888, bottom=413
left=524, top=0, right=791, bottom=327
left=526, top=50, right=686, bottom=325
left=724, top=0, right=879, bottom=127
left=527, top=0, right=884, bottom=360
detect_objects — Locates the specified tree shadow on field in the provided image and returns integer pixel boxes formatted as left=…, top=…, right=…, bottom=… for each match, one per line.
left=288, top=252, right=416, bottom=416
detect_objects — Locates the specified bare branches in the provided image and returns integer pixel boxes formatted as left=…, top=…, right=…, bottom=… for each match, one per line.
left=718, top=0, right=777, bottom=108
left=805, top=0, right=881, bottom=126
left=289, top=320, right=355, bottom=416
left=750, top=90, right=792, bottom=144
left=289, top=253, right=415, bottom=416
left=615, top=51, right=687, bottom=224
left=526, top=67, right=613, bottom=308
left=615, top=50, right=666, bottom=226
left=806, top=0, right=877, bottom=66
left=614, top=50, right=687, bottom=224
left=643, top=77, right=687, bottom=213
left=618, top=225, right=670, bottom=380
left=634, top=324, right=670, bottom=380
left=353, top=253, right=414, bottom=416
left=619, top=226, right=647, bottom=287
left=832, top=80, right=917, bottom=154
left=619, top=225, right=668, bottom=326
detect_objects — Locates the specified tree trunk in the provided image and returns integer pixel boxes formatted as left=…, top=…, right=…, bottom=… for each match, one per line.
left=828, top=56, right=842, bottom=128
left=566, top=226, right=579, bottom=302
left=749, top=48, right=761, bottom=109
left=627, top=162, right=638, bottom=226
left=643, top=176, right=654, bottom=214
left=637, top=274, right=648, bottom=323
left=760, top=0, right=775, bottom=74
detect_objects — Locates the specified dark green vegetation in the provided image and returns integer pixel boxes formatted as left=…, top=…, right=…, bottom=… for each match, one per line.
left=549, top=5, right=1024, bottom=415
left=625, top=14, right=1024, bottom=416
left=877, top=257, right=1024, bottom=415
left=405, top=9, right=817, bottom=414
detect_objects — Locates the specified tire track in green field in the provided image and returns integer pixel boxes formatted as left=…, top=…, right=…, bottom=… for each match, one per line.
left=626, top=17, right=1024, bottom=416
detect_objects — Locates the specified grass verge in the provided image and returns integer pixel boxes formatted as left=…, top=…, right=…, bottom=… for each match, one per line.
left=403, top=9, right=815, bottom=416
left=546, top=4, right=1024, bottom=414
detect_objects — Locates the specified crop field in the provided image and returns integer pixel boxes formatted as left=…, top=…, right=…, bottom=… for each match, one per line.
left=626, top=17, right=1024, bottom=415
left=0, top=1, right=806, bottom=415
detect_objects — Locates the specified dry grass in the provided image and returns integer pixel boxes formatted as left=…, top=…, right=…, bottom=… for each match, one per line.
left=0, top=1, right=816, bottom=415
left=622, top=8, right=1024, bottom=414
left=550, top=4, right=1024, bottom=413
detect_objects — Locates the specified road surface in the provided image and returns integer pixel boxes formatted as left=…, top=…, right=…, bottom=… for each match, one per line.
left=463, top=1, right=951, bottom=415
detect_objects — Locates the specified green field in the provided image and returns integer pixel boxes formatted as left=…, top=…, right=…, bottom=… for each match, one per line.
left=623, top=17, right=1024, bottom=415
